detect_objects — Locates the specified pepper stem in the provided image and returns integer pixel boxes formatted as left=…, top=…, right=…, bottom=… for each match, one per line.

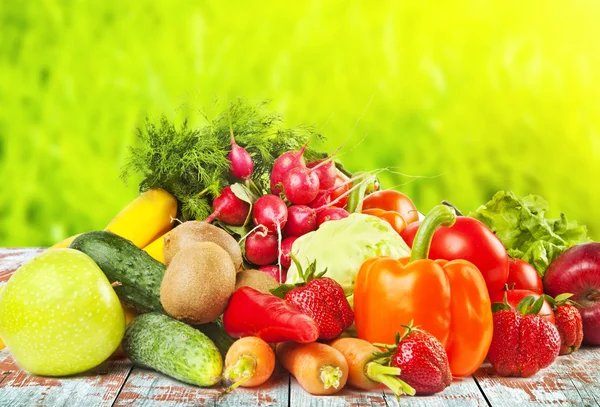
left=222, top=355, right=257, bottom=394
left=365, top=362, right=416, bottom=397
left=410, top=205, right=456, bottom=262
left=319, top=364, right=343, bottom=389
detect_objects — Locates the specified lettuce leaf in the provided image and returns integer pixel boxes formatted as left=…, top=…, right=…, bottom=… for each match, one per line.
left=469, top=191, right=588, bottom=276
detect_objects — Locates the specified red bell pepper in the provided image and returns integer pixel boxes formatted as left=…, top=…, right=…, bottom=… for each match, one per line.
left=223, top=287, right=319, bottom=343
left=400, top=212, right=509, bottom=296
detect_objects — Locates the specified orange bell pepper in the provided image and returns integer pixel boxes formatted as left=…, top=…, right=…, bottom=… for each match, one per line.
left=354, top=205, right=493, bottom=377
left=362, top=208, right=407, bottom=236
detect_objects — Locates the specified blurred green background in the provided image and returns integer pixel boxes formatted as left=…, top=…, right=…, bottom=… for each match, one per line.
left=1, top=0, right=599, bottom=247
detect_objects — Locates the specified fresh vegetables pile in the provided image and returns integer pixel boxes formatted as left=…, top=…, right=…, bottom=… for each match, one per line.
left=0, top=99, right=599, bottom=399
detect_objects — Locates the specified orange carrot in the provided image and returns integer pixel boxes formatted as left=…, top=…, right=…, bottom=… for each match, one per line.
left=222, top=337, right=275, bottom=392
left=330, top=337, right=415, bottom=397
left=276, top=342, right=348, bottom=395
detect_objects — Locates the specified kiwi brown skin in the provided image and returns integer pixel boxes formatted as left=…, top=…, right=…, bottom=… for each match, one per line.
left=160, top=241, right=236, bottom=325
left=164, top=221, right=243, bottom=270
left=235, top=269, right=279, bottom=294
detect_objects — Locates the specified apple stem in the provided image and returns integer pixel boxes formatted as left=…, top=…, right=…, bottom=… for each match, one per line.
left=587, top=290, right=600, bottom=301
left=111, top=281, right=123, bottom=288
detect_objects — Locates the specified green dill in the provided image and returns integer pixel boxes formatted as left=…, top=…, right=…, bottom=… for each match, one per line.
left=123, top=98, right=325, bottom=221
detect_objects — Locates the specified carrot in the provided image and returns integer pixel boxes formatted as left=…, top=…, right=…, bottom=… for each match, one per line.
left=222, top=337, right=275, bottom=393
left=276, top=342, right=348, bottom=395
left=330, top=337, right=415, bottom=397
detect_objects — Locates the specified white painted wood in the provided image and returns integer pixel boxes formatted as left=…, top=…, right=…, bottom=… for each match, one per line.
left=289, top=375, right=488, bottom=407
left=112, top=365, right=290, bottom=407
left=0, top=350, right=132, bottom=407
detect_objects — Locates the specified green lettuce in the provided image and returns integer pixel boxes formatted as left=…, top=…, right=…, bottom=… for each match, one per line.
left=285, top=213, right=411, bottom=303
left=469, top=191, right=588, bottom=276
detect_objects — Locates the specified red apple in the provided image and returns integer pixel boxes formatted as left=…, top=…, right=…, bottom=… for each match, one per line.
left=490, top=289, right=554, bottom=324
left=507, top=258, right=543, bottom=294
left=544, top=242, right=600, bottom=345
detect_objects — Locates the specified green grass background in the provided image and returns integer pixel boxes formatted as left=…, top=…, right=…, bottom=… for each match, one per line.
left=1, top=0, right=599, bottom=247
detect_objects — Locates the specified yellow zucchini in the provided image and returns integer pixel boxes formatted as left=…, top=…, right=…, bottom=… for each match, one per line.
left=105, top=189, right=177, bottom=248
left=50, top=233, right=82, bottom=249
left=143, top=231, right=169, bottom=264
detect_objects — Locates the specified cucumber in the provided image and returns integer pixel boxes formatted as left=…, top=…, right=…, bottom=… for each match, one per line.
left=123, top=313, right=223, bottom=387
left=195, top=317, right=236, bottom=357
left=70, top=231, right=165, bottom=313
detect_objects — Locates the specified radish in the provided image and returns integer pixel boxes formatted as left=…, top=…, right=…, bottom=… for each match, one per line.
left=259, top=265, right=287, bottom=283
left=252, top=195, right=288, bottom=234
left=283, top=205, right=317, bottom=237
left=280, top=237, right=298, bottom=269
left=317, top=208, right=349, bottom=226
left=245, top=230, right=278, bottom=266
left=307, top=159, right=336, bottom=190
left=309, top=190, right=331, bottom=209
left=270, top=144, right=308, bottom=194
left=283, top=167, right=320, bottom=205
left=205, top=186, right=250, bottom=225
left=228, top=131, right=254, bottom=180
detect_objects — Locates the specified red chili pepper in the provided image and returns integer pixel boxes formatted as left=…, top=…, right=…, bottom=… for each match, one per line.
left=401, top=215, right=509, bottom=296
left=223, top=287, right=319, bottom=343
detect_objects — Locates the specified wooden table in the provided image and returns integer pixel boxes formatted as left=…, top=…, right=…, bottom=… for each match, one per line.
left=1, top=249, right=599, bottom=407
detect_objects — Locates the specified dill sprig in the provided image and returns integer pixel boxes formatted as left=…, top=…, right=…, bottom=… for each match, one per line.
left=123, top=98, right=325, bottom=221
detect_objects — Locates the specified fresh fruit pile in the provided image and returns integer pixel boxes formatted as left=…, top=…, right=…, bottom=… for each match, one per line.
left=0, top=100, right=598, bottom=399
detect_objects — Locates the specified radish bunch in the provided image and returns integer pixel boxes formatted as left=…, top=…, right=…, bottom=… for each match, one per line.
left=208, top=142, right=358, bottom=284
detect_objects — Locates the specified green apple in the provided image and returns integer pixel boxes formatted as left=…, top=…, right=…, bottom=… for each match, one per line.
left=0, top=249, right=125, bottom=376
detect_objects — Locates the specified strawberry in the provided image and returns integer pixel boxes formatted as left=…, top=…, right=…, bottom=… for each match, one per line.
left=271, top=257, right=353, bottom=340
left=374, top=323, right=452, bottom=396
left=545, top=293, right=583, bottom=355
left=488, top=295, right=561, bottom=377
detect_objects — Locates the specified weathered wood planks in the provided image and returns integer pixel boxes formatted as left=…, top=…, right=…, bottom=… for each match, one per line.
left=112, top=365, right=290, bottom=407
left=289, top=375, right=489, bottom=407
left=0, top=350, right=133, bottom=407
left=473, top=348, right=600, bottom=406
left=0, top=248, right=44, bottom=284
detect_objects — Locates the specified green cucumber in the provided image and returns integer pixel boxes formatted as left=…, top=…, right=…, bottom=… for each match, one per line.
left=195, top=317, right=236, bottom=357
left=70, top=231, right=165, bottom=313
left=123, top=313, right=223, bottom=387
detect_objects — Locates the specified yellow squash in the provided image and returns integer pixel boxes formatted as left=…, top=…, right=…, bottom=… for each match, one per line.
left=105, top=189, right=177, bottom=248
left=143, top=231, right=169, bottom=264
left=49, top=233, right=83, bottom=249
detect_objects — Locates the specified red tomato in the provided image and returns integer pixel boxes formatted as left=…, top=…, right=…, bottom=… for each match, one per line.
left=362, top=190, right=419, bottom=224
left=401, top=217, right=509, bottom=296
left=507, top=258, right=543, bottom=294
left=490, top=289, right=555, bottom=324
left=329, top=175, right=350, bottom=209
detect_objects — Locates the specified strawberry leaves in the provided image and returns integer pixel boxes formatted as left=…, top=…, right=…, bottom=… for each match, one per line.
left=270, top=255, right=327, bottom=298
left=544, top=293, right=581, bottom=309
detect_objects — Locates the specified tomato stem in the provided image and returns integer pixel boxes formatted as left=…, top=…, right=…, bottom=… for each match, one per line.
left=409, top=205, right=456, bottom=262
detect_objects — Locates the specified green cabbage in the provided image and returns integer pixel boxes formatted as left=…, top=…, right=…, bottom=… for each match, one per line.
left=285, top=213, right=411, bottom=302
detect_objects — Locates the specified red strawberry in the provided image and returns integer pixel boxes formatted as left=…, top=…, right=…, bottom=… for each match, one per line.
left=545, top=293, right=583, bottom=355
left=374, top=323, right=452, bottom=395
left=284, top=277, right=353, bottom=340
left=272, top=258, right=353, bottom=340
left=488, top=295, right=561, bottom=377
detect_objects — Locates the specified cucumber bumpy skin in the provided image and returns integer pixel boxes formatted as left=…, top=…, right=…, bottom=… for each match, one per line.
left=70, top=231, right=165, bottom=313
left=123, top=313, right=223, bottom=387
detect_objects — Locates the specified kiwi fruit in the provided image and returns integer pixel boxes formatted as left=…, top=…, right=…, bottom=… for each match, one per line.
left=160, top=241, right=236, bottom=324
left=164, top=221, right=243, bottom=270
left=235, top=269, right=279, bottom=294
